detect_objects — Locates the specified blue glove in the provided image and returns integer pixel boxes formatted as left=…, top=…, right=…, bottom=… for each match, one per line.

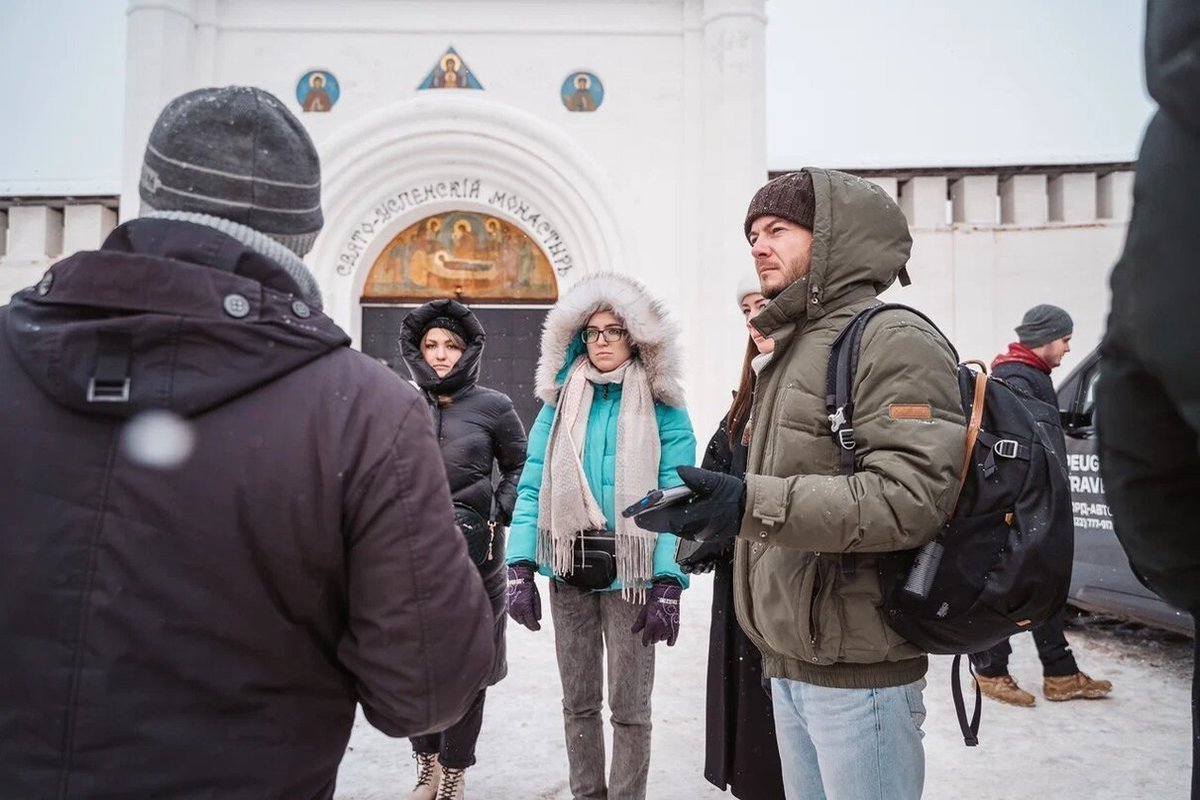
left=634, top=465, right=746, bottom=543
left=630, top=580, right=682, bottom=646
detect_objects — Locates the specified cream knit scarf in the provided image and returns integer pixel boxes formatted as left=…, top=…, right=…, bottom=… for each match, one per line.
left=537, top=355, right=661, bottom=601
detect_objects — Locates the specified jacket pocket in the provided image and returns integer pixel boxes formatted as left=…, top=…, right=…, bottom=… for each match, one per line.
left=749, top=551, right=843, bottom=665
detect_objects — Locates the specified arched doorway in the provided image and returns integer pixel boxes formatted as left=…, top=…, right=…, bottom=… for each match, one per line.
left=359, top=210, right=560, bottom=429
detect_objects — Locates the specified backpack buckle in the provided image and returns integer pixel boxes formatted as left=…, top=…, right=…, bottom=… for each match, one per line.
left=993, top=439, right=1019, bottom=459
left=828, top=406, right=847, bottom=432
left=836, top=427, right=856, bottom=451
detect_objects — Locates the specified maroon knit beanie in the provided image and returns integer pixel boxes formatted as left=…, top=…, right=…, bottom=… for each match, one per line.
left=744, top=171, right=815, bottom=239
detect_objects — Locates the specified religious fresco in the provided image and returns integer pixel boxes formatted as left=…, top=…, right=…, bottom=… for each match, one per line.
left=418, top=47, right=484, bottom=90
left=561, top=71, right=604, bottom=112
left=362, top=212, right=558, bottom=303
left=296, top=70, right=340, bottom=112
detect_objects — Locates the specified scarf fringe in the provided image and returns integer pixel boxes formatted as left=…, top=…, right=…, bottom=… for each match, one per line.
left=535, top=527, right=652, bottom=604
left=536, top=356, right=661, bottom=600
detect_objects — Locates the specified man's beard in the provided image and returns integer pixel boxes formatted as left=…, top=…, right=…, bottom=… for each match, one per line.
left=761, top=258, right=809, bottom=299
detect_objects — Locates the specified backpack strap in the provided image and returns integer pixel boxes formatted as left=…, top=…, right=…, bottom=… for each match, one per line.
left=825, top=306, right=881, bottom=577
left=974, top=430, right=1032, bottom=479
left=948, top=366, right=989, bottom=519
left=825, top=302, right=958, bottom=475
left=825, top=303, right=957, bottom=578
left=951, top=653, right=983, bottom=746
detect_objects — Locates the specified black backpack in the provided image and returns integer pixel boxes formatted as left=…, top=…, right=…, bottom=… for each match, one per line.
left=826, top=303, right=1073, bottom=746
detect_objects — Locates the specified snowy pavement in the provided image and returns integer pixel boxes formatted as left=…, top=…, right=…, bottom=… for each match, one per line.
left=335, top=577, right=1193, bottom=799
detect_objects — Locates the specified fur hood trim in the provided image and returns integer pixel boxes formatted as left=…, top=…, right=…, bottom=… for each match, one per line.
left=536, top=272, right=686, bottom=408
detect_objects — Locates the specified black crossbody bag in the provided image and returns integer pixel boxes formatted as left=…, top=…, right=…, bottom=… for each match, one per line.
left=452, top=503, right=497, bottom=567
left=559, top=530, right=617, bottom=591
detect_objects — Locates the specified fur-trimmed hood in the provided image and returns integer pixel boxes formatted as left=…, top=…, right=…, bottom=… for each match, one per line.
left=536, top=272, right=686, bottom=408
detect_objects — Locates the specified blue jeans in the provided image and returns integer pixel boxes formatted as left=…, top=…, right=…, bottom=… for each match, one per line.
left=770, top=677, right=927, bottom=800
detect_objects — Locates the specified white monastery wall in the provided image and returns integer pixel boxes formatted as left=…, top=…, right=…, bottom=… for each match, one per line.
left=0, top=0, right=1129, bottom=432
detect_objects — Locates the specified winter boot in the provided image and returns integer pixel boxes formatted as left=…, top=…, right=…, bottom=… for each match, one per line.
left=1043, top=672, right=1113, bottom=701
left=975, top=673, right=1036, bottom=707
left=435, top=763, right=466, bottom=800
left=407, top=752, right=441, bottom=800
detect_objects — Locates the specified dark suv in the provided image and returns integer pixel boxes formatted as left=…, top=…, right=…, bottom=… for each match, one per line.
left=1056, top=350, right=1194, bottom=635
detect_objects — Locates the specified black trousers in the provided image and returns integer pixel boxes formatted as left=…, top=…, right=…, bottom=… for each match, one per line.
left=410, top=688, right=487, bottom=769
left=969, top=608, right=1078, bottom=679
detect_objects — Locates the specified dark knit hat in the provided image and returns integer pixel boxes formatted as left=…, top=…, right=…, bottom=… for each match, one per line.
left=139, top=87, right=323, bottom=256
left=1016, top=304, right=1073, bottom=347
left=422, top=316, right=468, bottom=343
left=744, top=171, right=815, bottom=239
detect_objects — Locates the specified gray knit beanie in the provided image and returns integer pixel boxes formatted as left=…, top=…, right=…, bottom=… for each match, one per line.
left=138, top=86, right=323, bottom=257
left=1016, top=304, right=1073, bottom=347
left=744, top=171, right=815, bottom=239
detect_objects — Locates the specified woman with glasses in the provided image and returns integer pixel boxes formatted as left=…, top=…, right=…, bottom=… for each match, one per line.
left=679, top=274, right=784, bottom=799
left=399, top=299, right=529, bottom=800
left=505, top=272, right=695, bottom=800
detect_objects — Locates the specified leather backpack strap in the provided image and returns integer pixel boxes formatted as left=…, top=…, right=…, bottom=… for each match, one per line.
left=948, top=366, right=988, bottom=519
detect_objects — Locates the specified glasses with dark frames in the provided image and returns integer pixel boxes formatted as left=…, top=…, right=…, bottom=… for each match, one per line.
left=580, top=326, right=628, bottom=344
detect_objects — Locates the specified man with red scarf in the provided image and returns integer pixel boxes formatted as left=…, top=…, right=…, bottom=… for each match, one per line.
left=969, top=304, right=1113, bottom=707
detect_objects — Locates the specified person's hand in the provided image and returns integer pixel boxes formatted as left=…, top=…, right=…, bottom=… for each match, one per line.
left=631, top=579, right=682, bottom=646
left=506, top=563, right=541, bottom=631
left=634, top=466, right=746, bottom=543
left=677, top=539, right=731, bottom=574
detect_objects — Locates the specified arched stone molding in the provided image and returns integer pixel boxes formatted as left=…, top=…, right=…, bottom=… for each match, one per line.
left=307, top=93, right=631, bottom=341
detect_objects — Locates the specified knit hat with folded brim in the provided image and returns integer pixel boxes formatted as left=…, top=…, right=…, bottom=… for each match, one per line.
left=138, top=86, right=323, bottom=258
left=1016, top=304, right=1073, bottom=347
left=744, top=170, right=815, bottom=239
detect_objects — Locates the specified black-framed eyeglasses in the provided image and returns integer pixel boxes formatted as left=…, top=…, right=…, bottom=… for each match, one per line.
left=580, top=326, right=628, bottom=344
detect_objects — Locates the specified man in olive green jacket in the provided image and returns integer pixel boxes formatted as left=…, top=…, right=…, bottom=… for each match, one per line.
left=639, top=169, right=965, bottom=799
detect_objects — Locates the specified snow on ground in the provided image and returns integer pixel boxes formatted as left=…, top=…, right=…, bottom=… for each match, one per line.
left=336, top=577, right=1192, bottom=799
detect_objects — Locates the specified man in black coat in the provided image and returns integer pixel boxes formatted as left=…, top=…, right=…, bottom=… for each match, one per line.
left=970, top=305, right=1112, bottom=707
left=0, top=87, right=494, bottom=799
left=1098, top=3, right=1200, bottom=795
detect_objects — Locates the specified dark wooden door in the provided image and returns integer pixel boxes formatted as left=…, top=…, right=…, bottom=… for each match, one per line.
left=361, top=305, right=550, bottom=432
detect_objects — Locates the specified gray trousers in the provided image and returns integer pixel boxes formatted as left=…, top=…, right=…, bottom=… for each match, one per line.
left=549, top=581, right=656, bottom=800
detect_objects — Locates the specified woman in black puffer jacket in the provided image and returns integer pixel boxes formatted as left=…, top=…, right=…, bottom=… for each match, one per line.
left=399, top=299, right=528, bottom=800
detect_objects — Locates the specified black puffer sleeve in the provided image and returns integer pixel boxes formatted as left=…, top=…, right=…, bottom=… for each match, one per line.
left=489, top=393, right=528, bottom=525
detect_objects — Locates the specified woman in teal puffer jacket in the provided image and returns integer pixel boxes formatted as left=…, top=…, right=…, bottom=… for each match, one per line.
left=506, top=271, right=695, bottom=800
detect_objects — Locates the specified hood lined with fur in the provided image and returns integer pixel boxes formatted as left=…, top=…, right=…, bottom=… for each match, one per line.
left=535, top=272, right=686, bottom=409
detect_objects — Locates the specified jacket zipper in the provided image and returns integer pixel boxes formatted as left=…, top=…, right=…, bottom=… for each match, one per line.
left=809, top=562, right=823, bottom=647
left=431, top=398, right=444, bottom=440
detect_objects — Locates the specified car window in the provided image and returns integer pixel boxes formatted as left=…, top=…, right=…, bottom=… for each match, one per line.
left=1077, top=365, right=1101, bottom=428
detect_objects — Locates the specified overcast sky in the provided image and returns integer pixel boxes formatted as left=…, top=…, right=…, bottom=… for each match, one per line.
left=0, top=0, right=1154, bottom=195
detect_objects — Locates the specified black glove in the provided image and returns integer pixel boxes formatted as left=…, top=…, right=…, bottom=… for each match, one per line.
left=634, top=465, right=745, bottom=543
left=676, top=538, right=732, bottom=574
